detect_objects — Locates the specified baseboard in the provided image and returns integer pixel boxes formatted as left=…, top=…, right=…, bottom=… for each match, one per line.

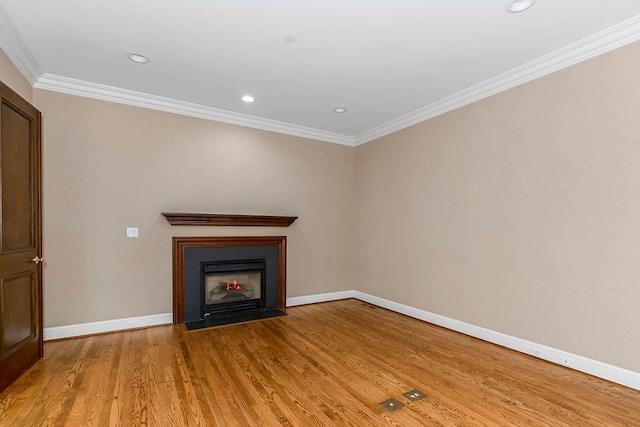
left=42, top=291, right=355, bottom=340
left=287, top=290, right=640, bottom=391
left=286, top=290, right=355, bottom=307
left=42, top=292, right=640, bottom=391
left=43, top=313, right=173, bottom=341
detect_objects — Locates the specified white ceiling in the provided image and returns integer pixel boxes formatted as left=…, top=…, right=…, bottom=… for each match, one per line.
left=2, top=0, right=640, bottom=145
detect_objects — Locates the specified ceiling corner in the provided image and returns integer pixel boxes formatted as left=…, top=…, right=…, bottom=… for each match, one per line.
left=0, top=5, right=42, bottom=85
left=353, top=13, right=640, bottom=147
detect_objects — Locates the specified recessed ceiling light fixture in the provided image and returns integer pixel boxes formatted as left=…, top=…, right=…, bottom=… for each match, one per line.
left=242, top=95, right=255, bottom=103
left=506, top=0, right=537, bottom=13
left=333, top=107, right=347, bottom=113
left=127, top=53, right=149, bottom=64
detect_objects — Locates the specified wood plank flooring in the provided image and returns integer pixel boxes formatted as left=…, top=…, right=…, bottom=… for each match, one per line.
left=1, top=299, right=639, bottom=426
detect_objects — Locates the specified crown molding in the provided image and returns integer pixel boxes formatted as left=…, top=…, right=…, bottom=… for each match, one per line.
left=0, top=5, right=42, bottom=85
left=5, top=7, right=639, bottom=147
left=353, top=14, right=640, bottom=146
left=34, top=73, right=356, bottom=146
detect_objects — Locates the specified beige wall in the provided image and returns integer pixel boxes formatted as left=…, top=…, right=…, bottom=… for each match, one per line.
left=0, top=48, right=32, bottom=102
left=34, top=90, right=357, bottom=327
left=5, top=37, right=637, bottom=373
left=355, top=41, right=640, bottom=372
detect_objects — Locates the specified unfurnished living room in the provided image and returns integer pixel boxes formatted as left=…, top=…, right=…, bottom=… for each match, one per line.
left=1, top=0, right=640, bottom=425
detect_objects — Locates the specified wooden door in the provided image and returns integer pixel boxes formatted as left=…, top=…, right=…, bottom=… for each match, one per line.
left=0, top=80, right=42, bottom=393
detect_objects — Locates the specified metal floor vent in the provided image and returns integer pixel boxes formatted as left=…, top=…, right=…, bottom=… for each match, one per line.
left=403, top=389, right=426, bottom=402
left=378, top=398, right=404, bottom=412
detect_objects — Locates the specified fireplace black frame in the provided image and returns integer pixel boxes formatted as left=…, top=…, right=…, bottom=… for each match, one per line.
left=172, top=236, right=287, bottom=327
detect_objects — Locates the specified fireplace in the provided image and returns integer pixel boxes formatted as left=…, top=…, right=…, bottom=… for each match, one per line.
left=172, top=236, right=287, bottom=330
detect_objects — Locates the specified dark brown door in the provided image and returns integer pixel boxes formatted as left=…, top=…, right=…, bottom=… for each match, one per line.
left=0, top=80, right=42, bottom=393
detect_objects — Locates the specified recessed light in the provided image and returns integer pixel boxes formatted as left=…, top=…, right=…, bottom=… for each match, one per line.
left=284, top=35, right=296, bottom=44
left=506, top=0, right=537, bottom=13
left=127, top=53, right=149, bottom=64
left=242, top=95, right=255, bottom=103
left=333, top=107, right=347, bottom=113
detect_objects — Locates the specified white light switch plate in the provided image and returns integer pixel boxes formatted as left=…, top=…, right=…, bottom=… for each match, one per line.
left=126, top=227, right=139, bottom=238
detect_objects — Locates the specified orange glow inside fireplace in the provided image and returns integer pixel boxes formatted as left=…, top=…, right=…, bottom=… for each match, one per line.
left=225, top=280, right=244, bottom=291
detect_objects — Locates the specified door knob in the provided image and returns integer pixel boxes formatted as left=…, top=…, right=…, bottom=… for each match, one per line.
left=32, top=256, right=44, bottom=265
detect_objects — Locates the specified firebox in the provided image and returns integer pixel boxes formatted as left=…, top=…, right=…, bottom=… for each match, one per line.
left=202, top=259, right=266, bottom=318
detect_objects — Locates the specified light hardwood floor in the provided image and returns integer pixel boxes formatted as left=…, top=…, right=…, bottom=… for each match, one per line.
left=1, top=299, right=639, bottom=426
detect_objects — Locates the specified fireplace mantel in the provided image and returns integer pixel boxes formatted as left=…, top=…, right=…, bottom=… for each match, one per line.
left=162, top=212, right=298, bottom=227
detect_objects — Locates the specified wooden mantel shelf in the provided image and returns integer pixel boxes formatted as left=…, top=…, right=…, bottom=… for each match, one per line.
left=161, top=212, right=298, bottom=227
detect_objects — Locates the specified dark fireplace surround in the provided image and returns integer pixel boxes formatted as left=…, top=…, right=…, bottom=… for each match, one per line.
left=172, top=236, right=287, bottom=329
